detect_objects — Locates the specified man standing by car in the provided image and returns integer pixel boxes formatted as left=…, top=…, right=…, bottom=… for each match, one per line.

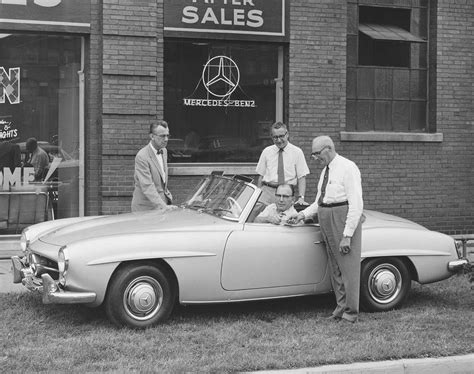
left=256, top=122, right=310, bottom=205
left=131, top=120, right=175, bottom=212
left=288, top=135, right=363, bottom=323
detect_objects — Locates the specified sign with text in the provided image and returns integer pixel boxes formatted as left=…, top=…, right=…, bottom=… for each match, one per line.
left=0, top=0, right=90, bottom=33
left=165, top=0, right=286, bottom=39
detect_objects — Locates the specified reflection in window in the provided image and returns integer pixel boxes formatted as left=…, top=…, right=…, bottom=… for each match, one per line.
left=0, top=34, right=82, bottom=234
left=164, top=40, right=281, bottom=163
left=346, top=2, right=430, bottom=132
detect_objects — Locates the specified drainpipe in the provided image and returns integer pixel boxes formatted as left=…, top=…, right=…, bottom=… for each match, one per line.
left=77, top=37, right=85, bottom=216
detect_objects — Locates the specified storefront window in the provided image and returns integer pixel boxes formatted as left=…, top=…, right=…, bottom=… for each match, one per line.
left=0, top=34, right=82, bottom=235
left=164, top=39, right=282, bottom=163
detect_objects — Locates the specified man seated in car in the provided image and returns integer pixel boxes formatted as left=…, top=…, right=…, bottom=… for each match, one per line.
left=254, top=184, right=299, bottom=225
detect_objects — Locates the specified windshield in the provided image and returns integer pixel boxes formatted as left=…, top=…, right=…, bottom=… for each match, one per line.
left=183, top=175, right=256, bottom=220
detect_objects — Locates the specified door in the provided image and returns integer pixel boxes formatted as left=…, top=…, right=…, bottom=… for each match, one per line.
left=221, top=223, right=328, bottom=291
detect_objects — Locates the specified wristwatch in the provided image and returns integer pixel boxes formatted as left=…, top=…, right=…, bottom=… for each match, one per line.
left=298, top=195, right=304, bottom=199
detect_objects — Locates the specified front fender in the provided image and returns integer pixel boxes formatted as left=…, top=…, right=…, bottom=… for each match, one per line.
left=62, top=231, right=230, bottom=306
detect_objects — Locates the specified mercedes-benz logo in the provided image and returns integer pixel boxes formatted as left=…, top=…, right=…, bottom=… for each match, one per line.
left=201, top=55, right=240, bottom=98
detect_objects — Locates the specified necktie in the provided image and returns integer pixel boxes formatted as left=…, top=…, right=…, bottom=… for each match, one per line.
left=318, top=166, right=329, bottom=205
left=277, top=148, right=285, bottom=185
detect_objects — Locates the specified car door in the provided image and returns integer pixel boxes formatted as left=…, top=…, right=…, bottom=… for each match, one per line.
left=221, top=222, right=328, bottom=291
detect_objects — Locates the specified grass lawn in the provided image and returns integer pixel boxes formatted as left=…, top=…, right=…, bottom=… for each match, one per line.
left=1, top=274, right=473, bottom=373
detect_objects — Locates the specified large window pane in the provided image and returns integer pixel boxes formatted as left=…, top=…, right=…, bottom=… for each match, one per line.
left=0, top=34, right=82, bottom=234
left=164, top=40, right=280, bottom=163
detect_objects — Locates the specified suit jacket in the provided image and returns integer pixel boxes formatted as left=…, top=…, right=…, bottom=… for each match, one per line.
left=131, top=143, right=172, bottom=212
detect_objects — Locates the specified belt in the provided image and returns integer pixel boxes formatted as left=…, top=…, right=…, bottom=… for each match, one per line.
left=262, top=181, right=279, bottom=188
left=319, top=201, right=348, bottom=208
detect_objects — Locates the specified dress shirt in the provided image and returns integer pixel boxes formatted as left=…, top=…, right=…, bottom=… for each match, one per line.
left=257, top=203, right=298, bottom=224
left=149, top=142, right=165, bottom=178
left=302, top=154, right=363, bottom=237
left=256, top=142, right=309, bottom=185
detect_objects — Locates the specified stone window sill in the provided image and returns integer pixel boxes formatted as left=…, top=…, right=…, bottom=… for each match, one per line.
left=340, top=131, right=443, bottom=142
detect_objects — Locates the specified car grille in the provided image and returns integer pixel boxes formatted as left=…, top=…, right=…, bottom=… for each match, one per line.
left=27, top=252, right=59, bottom=280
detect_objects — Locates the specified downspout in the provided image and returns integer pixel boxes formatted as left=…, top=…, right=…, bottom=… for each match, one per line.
left=77, top=37, right=85, bottom=216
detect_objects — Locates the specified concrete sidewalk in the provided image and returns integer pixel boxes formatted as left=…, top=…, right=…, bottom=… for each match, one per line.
left=246, top=354, right=474, bottom=373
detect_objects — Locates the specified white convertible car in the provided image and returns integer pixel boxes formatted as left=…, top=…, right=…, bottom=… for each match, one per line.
left=12, top=174, right=469, bottom=328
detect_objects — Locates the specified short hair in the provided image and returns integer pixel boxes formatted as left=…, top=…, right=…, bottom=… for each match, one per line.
left=276, top=183, right=295, bottom=196
left=26, top=137, right=38, bottom=149
left=150, top=120, right=168, bottom=134
left=271, top=121, right=288, bottom=133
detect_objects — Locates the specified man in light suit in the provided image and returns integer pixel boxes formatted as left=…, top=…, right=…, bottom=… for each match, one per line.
left=131, top=120, right=175, bottom=212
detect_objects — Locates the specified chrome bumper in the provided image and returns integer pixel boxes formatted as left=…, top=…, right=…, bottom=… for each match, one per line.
left=11, top=255, right=96, bottom=304
left=448, top=258, right=470, bottom=272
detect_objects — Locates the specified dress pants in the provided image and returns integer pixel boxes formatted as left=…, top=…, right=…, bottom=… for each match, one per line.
left=318, top=205, right=362, bottom=322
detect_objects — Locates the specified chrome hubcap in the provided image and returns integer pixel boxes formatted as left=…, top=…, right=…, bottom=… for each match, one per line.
left=123, top=276, right=163, bottom=321
left=368, top=263, right=402, bottom=304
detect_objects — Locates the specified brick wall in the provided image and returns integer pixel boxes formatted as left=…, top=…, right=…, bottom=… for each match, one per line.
left=287, top=0, right=473, bottom=234
left=93, top=0, right=473, bottom=234
left=98, top=0, right=164, bottom=214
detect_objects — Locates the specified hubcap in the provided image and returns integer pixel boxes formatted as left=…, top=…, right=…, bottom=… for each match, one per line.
left=368, top=263, right=402, bottom=304
left=123, top=276, right=163, bottom=321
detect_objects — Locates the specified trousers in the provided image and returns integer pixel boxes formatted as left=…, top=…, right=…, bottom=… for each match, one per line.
left=318, top=204, right=362, bottom=322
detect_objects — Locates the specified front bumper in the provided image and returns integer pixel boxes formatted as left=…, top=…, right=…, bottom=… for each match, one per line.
left=11, top=255, right=96, bottom=304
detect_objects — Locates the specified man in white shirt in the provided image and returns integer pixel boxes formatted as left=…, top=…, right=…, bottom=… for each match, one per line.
left=254, top=184, right=298, bottom=225
left=131, top=121, right=176, bottom=212
left=288, top=135, right=363, bottom=323
left=256, top=122, right=310, bottom=205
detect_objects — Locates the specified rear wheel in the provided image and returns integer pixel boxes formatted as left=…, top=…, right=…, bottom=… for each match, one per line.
left=105, top=263, right=176, bottom=328
left=360, top=258, right=411, bottom=312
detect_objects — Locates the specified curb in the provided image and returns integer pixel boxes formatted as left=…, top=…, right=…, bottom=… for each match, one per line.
left=245, top=353, right=474, bottom=373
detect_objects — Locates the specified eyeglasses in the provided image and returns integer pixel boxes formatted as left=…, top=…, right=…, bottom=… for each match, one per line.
left=272, top=132, right=288, bottom=141
left=275, top=194, right=293, bottom=199
left=311, top=146, right=329, bottom=157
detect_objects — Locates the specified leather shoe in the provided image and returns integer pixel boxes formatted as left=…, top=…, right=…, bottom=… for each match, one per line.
left=326, top=315, right=341, bottom=321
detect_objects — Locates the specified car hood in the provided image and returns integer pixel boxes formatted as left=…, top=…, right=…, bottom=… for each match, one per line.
left=38, top=208, right=234, bottom=246
left=362, top=210, right=426, bottom=230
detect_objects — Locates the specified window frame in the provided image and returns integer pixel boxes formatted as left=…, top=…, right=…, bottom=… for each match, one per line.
left=344, top=0, right=440, bottom=142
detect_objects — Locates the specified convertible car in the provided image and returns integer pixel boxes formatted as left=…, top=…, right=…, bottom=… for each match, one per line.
left=12, top=174, right=469, bottom=328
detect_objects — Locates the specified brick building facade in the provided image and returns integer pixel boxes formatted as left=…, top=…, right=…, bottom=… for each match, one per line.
left=80, top=0, right=474, bottom=235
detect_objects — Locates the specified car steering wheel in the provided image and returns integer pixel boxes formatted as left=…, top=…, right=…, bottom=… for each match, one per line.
left=225, top=197, right=242, bottom=217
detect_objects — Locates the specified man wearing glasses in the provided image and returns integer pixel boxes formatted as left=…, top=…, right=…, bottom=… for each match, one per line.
left=255, top=122, right=309, bottom=205
left=288, top=135, right=363, bottom=323
left=131, top=120, right=176, bottom=212
left=254, top=184, right=299, bottom=225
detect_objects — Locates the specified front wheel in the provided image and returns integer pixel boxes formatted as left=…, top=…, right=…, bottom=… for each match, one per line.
left=105, top=263, right=176, bottom=328
left=360, top=257, right=411, bottom=312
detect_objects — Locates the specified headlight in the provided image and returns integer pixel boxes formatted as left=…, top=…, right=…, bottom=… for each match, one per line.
left=20, top=229, right=29, bottom=253
left=58, top=246, right=69, bottom=286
